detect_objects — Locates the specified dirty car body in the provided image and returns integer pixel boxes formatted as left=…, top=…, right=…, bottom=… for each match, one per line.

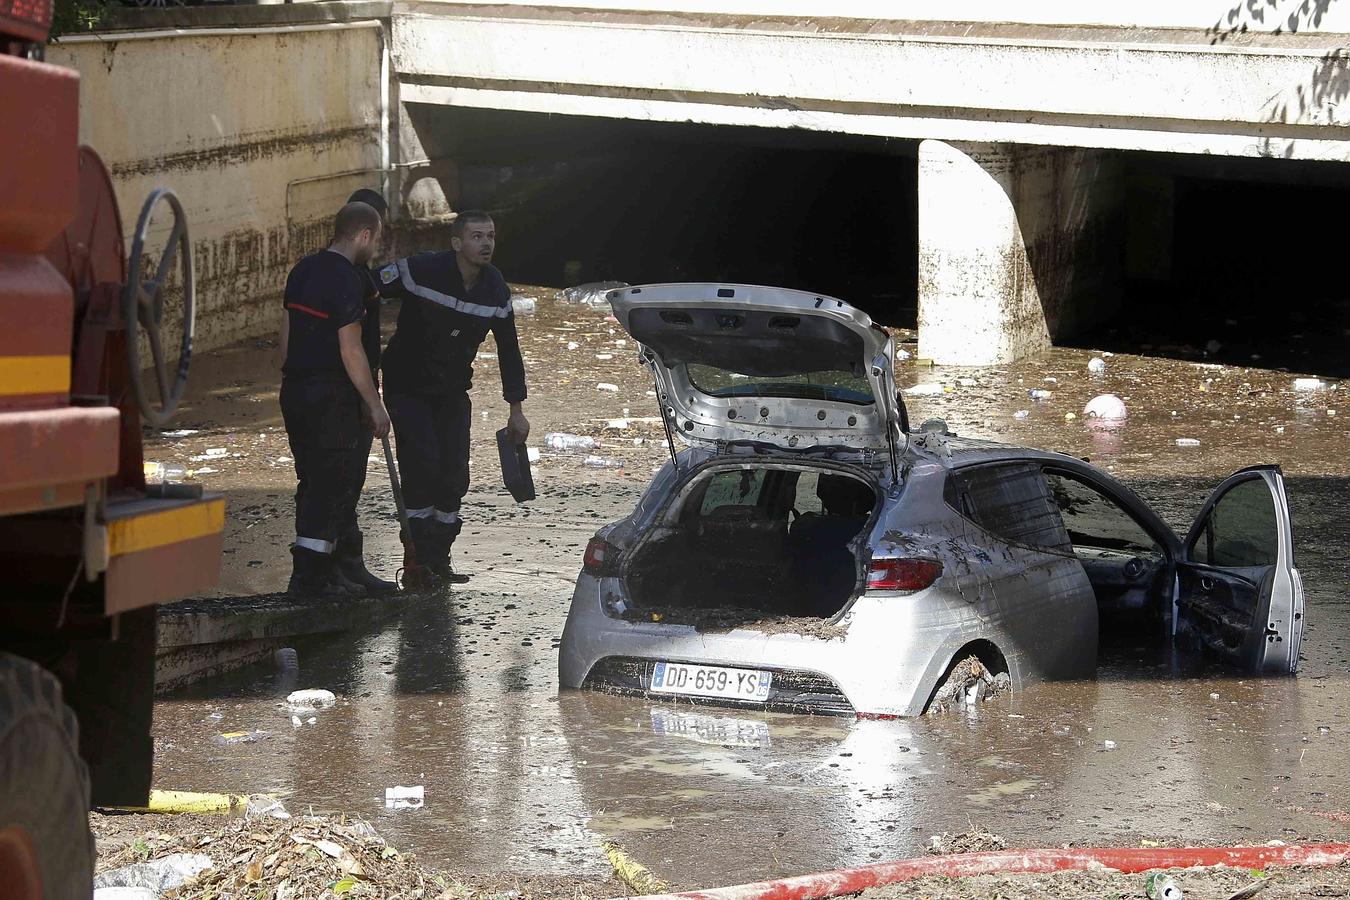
left=557, top=284, right=1305, bottom=718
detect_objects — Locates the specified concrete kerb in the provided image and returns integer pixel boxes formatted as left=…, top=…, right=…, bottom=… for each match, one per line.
left=155, top=590, right=430, bottom=692
left=91, top=1, right=392, bottom=34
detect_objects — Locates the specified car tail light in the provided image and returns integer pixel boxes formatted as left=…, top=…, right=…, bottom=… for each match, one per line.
left=867, top=558, right=942, bottom=592
left=583, top=537, right=621, bottom=576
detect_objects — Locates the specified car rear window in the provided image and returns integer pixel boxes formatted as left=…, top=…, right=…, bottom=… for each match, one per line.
left=699, top=469, right=770, bottom=516
left=946, top=463, right=1072, bottom=552
left=686, top=364, right=875, bottom=405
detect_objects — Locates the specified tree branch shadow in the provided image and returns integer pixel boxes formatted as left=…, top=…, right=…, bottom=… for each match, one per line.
left=1208, top=0, right=1348, bottom=157
left=1208, top=0, right=1339, bottom=44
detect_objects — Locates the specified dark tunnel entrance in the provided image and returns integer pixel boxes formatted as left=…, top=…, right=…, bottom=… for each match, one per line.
left=1079, top=152, right=1350, bottom=377
left=405, top=106, right=919, bottom=326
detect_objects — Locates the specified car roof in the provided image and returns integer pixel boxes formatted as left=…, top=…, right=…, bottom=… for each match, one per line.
left=906, top=431, right=1099, bottom=474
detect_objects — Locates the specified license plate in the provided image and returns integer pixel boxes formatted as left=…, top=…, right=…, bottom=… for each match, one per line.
left=651, top=708, right=771, bottom=748
left=650, top=661, right=772, bottom=702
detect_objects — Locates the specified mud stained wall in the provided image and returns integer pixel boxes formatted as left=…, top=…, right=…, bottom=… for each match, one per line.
left=47, top=24, right=385, bottom=356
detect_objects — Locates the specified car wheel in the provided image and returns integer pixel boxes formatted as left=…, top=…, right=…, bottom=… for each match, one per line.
left=0, top=653, right=95, bottom=900
left=923, top=652, right=1011, bottom=715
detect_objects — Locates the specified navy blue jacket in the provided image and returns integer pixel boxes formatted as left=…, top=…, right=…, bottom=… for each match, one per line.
left=376, top=252, right=527, bottom=402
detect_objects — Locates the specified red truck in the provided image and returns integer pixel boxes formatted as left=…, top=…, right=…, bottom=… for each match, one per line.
left=1, top=1, right=226, bottom=895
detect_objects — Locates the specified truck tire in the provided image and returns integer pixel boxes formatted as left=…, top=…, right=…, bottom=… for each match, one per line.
left=0, top=653, right=94, bottom=900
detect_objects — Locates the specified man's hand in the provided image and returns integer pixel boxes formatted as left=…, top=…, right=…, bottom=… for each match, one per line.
left=505, top=403, right=530, bottom=445
left=369, top=400, right=392, bottom=439
left=338, top=322, right=388, bottom=438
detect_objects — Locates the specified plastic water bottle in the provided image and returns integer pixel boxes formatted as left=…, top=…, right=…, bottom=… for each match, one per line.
left=584, top=456, right=623, bottom=469
left=545, top=433, right=598, bottom=451
left=143, top=461, right=187, bottom=484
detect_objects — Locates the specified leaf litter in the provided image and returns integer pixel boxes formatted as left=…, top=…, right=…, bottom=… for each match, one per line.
left=93, top=811, right=619, bottom=899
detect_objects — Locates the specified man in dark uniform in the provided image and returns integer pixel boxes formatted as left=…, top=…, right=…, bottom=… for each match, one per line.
left=324, top=188, right=399, bottom=596
left=279, top=201, right=392, bottom=597
left=376, top=211, right=530, bottom=583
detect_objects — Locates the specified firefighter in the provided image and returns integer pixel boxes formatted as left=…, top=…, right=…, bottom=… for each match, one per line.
left=278, top=201, right=392, bottom=597
left=376, top=210, right=529, bottom=583
left=326, top=188, right=398, bottom=596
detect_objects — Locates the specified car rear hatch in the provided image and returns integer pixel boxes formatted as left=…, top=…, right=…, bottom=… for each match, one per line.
left=609, top=283, right=902, bottom=466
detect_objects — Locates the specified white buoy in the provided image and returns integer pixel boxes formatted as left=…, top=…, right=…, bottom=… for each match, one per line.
left=1084, top=394, right=1128, bottom=421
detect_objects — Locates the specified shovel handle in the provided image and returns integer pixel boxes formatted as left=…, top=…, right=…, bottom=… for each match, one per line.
left=381, top=434, right=412, bottom=538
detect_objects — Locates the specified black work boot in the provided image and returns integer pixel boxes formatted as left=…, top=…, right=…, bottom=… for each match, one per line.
left=287, top=546, right=363, bottom=599
left=428, top=519, right=470, bottom=585
left=335, top=532, right=398, bottom=596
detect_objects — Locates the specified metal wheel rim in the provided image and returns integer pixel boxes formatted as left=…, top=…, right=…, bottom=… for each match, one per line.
left=123, top=187, right=195, bottom=428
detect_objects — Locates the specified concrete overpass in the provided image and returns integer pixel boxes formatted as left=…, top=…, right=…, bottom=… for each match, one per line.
left=387, top=1, right=1350, bottom=365
left=52, top=1, right=1350, bottom=365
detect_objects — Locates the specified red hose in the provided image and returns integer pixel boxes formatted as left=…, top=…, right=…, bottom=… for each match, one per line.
left=647, top=844, right=1350, bottom=900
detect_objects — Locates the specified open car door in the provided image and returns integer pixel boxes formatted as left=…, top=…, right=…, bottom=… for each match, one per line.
left=1176, top=465, right=1304, bottom=674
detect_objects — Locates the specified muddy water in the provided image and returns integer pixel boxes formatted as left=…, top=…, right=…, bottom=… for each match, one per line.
left=148, top=292, right=1350, bottom=888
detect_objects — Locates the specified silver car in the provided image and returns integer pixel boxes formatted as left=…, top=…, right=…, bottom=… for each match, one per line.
left=558, top=283, right=1305, bottom=717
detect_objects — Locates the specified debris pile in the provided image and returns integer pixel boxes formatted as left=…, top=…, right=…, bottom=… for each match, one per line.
left=925, top=656, right=1011, bottom=714
left=94, top=812, right=616, bottom=899
left=925, top=826, right=1007, bottom=856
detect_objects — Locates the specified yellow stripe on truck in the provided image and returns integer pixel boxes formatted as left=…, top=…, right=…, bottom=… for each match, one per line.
left=0, top=354, right=70, bottom=395
left=109, top=498, right=226, bottom=557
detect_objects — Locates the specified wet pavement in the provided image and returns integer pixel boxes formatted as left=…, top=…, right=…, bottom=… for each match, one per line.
left=145, top=290, right=1350, bottom=888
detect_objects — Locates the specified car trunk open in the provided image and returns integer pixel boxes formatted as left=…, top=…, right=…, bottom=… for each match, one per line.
left=608, top=283, right=903, bottom=463
left=620, top=463, right=878, bottom=628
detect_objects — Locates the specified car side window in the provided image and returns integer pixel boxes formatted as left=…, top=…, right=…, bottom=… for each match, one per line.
left=1042, top=470, right=1162, bottom=556
left=699, top=469, right=769, bottom=516
left=1192, top=477, right=1278, bottom=567
left=946, top=463, right=1072, bottom=552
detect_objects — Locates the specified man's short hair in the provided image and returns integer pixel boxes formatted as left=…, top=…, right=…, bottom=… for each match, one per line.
left=450, top=210, right=493, bottom=239
left=333, top=201, right=382, bottom=243
left=347, top=188, right=388, bottom=219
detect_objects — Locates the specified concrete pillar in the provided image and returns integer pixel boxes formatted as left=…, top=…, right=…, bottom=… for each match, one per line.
left=918, top=140, right=1124, bottom=365
left=388, top=99, right=459, bottom=254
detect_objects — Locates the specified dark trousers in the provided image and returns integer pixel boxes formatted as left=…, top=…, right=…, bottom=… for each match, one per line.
left=386, top=390, right=472, bottom=529
left=280, top=375, right=366, bottom=551
left=338, top=427, right=374, bottom=550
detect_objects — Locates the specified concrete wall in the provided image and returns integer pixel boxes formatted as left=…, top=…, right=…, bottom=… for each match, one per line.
left=47, top=22, right=387, bottom=356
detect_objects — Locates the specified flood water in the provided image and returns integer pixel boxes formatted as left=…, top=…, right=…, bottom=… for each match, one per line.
left=149, top=292, right=1350, bottom=888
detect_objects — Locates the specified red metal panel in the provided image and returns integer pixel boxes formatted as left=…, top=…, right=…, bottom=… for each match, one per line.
left=0, top=252, right=74, bottom=410
left=0, top=55, right=77, bottom=255
left=44, top=148, right=126, bottom=293
left=0, top=406, right=120, bottom=493
left=0, top=479, right=86, bottom=517
left=105, top=531, right=226, bottom=616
